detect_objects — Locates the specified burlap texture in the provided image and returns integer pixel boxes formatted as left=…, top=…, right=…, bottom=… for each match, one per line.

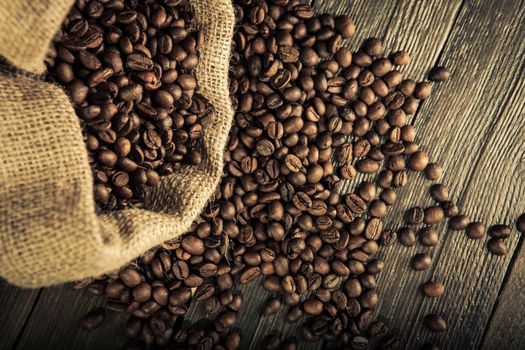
left=0, top=0, right=235, bottom=288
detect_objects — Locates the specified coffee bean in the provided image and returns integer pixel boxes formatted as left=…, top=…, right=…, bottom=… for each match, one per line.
left=263, top=297, right=281, bottom=316
left=81, top=308, right=105, bottom=330
left=430, top=184, right=449, bottom=202
left=419, top=226, right=439, bottom=247
left=428, top=66, right=450, bottom=82
left=425, top=163, right=442, bottom=180
left=381, top=229, right=397, bottom=246
left=423, top=206, right=445, bottom=225
left=335, top=16, right=356, bottom=39
left=303, top=298, right=323, bottom=315
left=441, top=201, right=459, bottom=217
left=487, top=238, right=507, bottom=256
left=424, top=314, right=447, bottom=332
left=406, top=207, right=424, bottom=225
left=181, top=236, right=205, bottom=255
left=412, top=253, right=432, bottom=271
left=240, top=267, right=261, bottom=284
left=422, top=281, right=445, bottom=297
left=398, top=227, right=416, bottom=247
left=489, top=224, right=511, bottom=239
left=391, top=51, right=410, bottom=66
left=449, top=214, right=470, bottom=230
left=407, top=151, right=429, bottom=171
left=517, top=214, right=525, bottom=233
left=466, top=222, right=486, bottom=239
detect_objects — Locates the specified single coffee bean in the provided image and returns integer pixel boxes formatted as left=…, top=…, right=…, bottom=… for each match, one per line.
left=489, top=224, right=511, bottom=239
left=335, top=15, right=356, bottom=39
left=424, top=314, right=447, bottom=332
left=423, top=206, right=445, bottom=225
left=487, top=238, right=507, bottom=256
left=406, top=207, right=424, bottom=224
left=428, top=66, right=450, bottom=82
left=407, top=151, right=429, bottom=171
left=81, top=308, right=105, bottom=330
left=430, top=184, right=449, bottom=202
left=391, top=51, right=410, bottom=65
left=517, top=214, right=525, bottom=233
left=412, top=253, right=432, bottom=271
left=441, top=200, right=459, bottom=217
left=449, top=214, right=469, bottom=230
left=303, top=298, right=324, bottom=315
left=398, top=227, right=416, bottom=247
left=466, top=222, right=486, bottom=239
left=381, top=229, right=397, bottom=246
left=422, top=281, right=445, bottom=297
left=419, top=226, right=439, bottom=247
left=263, top=297, right=281, bottom=316
left=425, top=163, right=442, bottom=180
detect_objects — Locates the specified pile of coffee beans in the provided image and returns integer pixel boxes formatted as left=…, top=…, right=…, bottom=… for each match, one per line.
left=46, top=0, right=211, bottom=210
left=73, top=1, right=525, bottom=349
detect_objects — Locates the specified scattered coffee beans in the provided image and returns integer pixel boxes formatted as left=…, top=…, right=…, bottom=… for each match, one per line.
left=70, top=1, right=507, bottom=348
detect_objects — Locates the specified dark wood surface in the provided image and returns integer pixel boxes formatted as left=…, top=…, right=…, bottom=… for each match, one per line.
left=2, top=0, right=525, bottom=349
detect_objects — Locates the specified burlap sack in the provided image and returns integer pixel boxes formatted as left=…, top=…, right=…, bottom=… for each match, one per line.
left=0, top=0, right=235, bottom=288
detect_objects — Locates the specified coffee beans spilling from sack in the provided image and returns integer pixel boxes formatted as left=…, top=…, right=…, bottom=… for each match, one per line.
left=46, top=0, right=211, bottom=210
left=70, top=1, right=524, bottom=349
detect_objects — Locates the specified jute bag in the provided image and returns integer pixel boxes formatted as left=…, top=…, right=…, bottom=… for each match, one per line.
left=0, top=0, right=235, bottom=288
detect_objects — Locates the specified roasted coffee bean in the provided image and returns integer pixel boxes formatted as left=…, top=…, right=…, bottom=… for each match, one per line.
left=303, top=298, right=324, bottom=316
left=407, top=151, right=429, bottom=171
left=430, top=184, right=449, bottom=202
left=263, top=297, right=281, bottom=316
left=424, top=314, right=447, bottom=332
left=423, top=206, right=445, bottom=225
left=466, top=222, right=486, bottom=239
left=441, top=201, right=459, bottom=217
left=381, top=229, right=397, bottom=246
left=398, top=227, right=416, bottom=247
left=489, top=224, right=511, bottom=239
left=517, top=214, right=525, bottom=233
left=449, top=214, right=470, bottom=230
left=425, top=163, right=442, bottom=180
left=487, top=238, right=507, bottom=256
left=419, top=226, right=439, bottom=247
left=422, top=281, right=445, bottom=298
left=428, top=66, right=450, bottom=82
left=406, top=207, right=424, bottom=225
left=412, top=253, right=432, bottom=271
left=81, top=308, right=105, bottom=330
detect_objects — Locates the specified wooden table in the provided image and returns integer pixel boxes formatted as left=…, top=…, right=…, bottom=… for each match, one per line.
left=2, top=0, right=525, bottom=349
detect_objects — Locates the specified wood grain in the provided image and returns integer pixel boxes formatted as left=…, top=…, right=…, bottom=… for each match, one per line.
left=15, top=285, right=128, bottom=350
left=0, top=280, right=40, bottom=349
left=373, top=0, right=525, bottom=348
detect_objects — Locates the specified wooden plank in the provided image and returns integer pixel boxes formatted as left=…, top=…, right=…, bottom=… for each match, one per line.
left=15, top=284, right=128, bottom=350
left=482, top=239, right=525, bottom=349
left=373, top=0, right=525, bottom=348
left=0, top=280, right=40, bottom=349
